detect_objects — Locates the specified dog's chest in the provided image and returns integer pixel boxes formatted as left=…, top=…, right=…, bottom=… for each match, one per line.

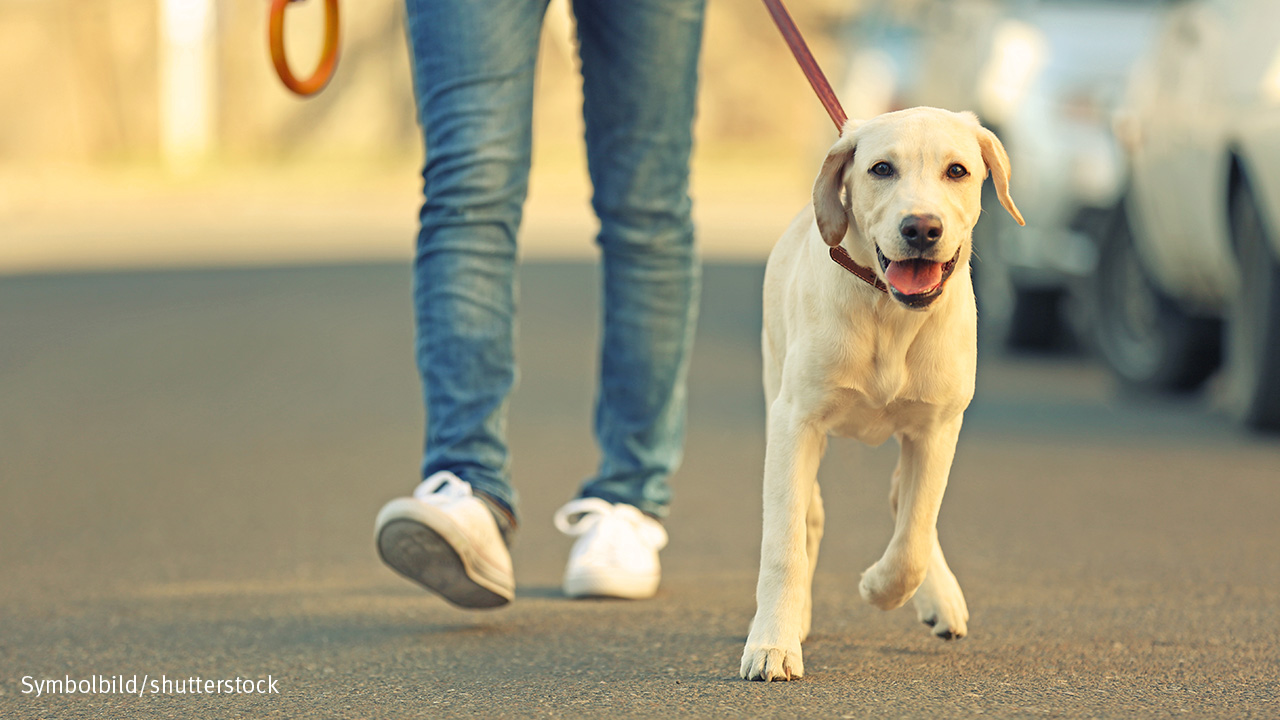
left=834, top=319, right=919, bottom=400
left=825, top=360, right=917, bottom=445
left=822, top=325, right=961, bottom=443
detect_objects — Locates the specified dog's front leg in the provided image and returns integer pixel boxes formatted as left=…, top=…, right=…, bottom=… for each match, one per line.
left=859, top=415, right=962, bottom=611
left=888, top=462, right=969, bottom=639
left=911, top=538, right=969, bottom=639
left=800, top=480, right=824, bottom=643
left=741, top=400, right=825, bottom=681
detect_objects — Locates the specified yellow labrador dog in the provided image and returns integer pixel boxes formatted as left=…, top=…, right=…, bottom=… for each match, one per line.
left=741, top=107, right=1024, bottom=682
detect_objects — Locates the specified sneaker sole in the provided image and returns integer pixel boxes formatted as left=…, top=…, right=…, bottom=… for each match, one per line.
left=563, top=571, right=660, bottom=600
left=376, top=502, right=513, bottom=610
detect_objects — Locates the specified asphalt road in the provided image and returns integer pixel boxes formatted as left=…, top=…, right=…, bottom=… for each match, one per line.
left=2, top=262, right=1277, bottom=719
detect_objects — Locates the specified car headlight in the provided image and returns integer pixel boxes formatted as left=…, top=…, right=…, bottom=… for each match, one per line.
left=1262, top=46, right=1280, bottom=106
left=978, top=20, right=1048, bottom=126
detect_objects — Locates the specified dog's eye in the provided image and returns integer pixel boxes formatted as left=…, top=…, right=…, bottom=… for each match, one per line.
left=947, top=163, right=969, bottom=179
left=870, top=162, right=894, bottom=177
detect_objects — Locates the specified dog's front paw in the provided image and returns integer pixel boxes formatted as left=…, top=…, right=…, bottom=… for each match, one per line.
left=859, top=559, right=924, bottom=611
left=913, top=567, right=969, bottom=640
left=740, top=643, right=804, bottom=682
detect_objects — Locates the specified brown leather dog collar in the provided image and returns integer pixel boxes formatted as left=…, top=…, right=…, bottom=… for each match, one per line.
left=830, top=246, right=889, bottom=293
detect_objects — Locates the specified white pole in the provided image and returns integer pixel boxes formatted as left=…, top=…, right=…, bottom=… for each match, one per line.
left=159, top=0, right=215, bottom=175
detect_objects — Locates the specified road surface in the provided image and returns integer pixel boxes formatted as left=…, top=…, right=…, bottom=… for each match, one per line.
left=2, top=262, right=1277, bottom=718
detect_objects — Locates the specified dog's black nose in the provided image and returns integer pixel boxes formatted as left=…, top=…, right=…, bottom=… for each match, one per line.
left=899, top=214, right=943, bottom=251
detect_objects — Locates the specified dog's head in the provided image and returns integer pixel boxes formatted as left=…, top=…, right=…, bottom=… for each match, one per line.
left=814, top=107, right=1024, bottom=310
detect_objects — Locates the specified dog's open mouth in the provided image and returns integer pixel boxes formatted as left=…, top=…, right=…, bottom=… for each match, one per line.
left=876, top=246, right=962, bottom=309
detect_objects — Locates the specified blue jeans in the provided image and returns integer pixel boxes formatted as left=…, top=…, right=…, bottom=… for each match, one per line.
left=405, top=0, right=706, bottom=521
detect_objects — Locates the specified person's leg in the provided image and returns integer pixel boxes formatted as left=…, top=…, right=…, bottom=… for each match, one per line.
left=405, top=0, right=550, bottom=520
left=571, top=0, right=707, bottom=519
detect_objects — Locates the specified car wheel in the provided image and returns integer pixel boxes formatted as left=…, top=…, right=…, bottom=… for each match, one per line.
left=971, top=184, right=1015, bottom=347
left=1227, top=179, right=1280, bottom=431
left=971, top=182, right=1069, bottom=352
left=1094, top=202, right=1221, bottom=392
left=1007, top=286, right=1067, bottom=351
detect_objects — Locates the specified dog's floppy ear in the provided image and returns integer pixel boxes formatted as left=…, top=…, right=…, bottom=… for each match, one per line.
left=813, top=120, right=862, bottom=247
left=976, top=125, right=1025, bottom=226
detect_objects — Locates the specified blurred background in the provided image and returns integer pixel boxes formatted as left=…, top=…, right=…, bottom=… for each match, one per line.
left=3, top=2, right=1279, bottom=714
left=5, top=0, right=1280, bottom=430
left=0, top=0, right=847, bottom=270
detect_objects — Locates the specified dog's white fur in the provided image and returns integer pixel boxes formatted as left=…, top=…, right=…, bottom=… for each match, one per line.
left=741, top=107, right=1024, bottom=682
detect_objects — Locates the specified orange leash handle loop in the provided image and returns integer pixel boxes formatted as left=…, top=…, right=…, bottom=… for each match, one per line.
left=269, top=0, right=340, bottom=97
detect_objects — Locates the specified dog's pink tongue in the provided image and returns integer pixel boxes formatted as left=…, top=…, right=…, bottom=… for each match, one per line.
left=885, top=260, right=942, bottom=295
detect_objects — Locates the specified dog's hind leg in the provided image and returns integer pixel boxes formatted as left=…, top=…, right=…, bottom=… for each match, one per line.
left=859, top=416, right=962, bottom=611
left=800, top=481, right=824, bottom=642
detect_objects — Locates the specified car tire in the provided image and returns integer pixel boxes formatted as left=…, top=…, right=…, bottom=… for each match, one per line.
left=1007, top=286, right=1067, bottom=351
left=1227, top=178, right=1280, bottom=431
left=971, top=181, right=1070, bottom=352
left=1094, top=202, right=1221, bottom=392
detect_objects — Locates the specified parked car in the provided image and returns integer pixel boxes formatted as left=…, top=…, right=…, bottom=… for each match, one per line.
left=1097, top=0, right=1280, bottom=430
left=971, top=1, right=1164, bottom=350
left=841, top=0, right=1165, bottom=349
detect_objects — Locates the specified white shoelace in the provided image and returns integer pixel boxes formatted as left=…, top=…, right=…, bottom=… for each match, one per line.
left=553, top=498, right=668, bottom=550
left=413, top=471, right=471, bottom=503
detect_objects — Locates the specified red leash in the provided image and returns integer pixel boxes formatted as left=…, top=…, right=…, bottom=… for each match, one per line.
left=760, top=0, right=847, bottom=131
left=762, top=0, right=887, bottom=293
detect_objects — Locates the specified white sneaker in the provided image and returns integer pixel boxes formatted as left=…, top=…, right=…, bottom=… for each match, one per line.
left=554, top=498, right=668, bottom=599
left=375, top=472, right=515, bottom=609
